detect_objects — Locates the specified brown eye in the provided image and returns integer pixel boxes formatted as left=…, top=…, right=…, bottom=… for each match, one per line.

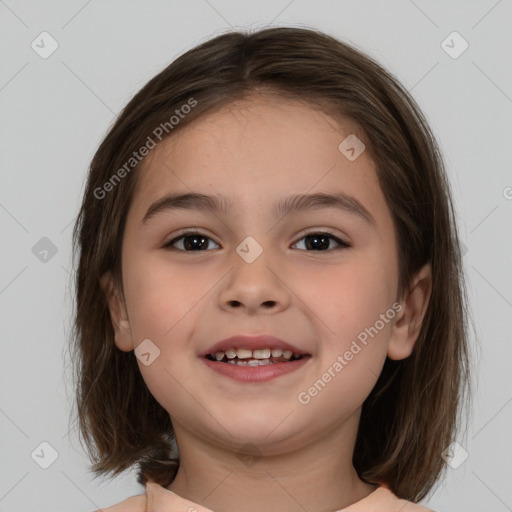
left=165, top=233, right=220, bottom=251
left=292, top=232, right=349, bottom=251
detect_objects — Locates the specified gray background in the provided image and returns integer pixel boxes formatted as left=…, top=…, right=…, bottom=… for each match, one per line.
left=1, top=1, right=511, bottom=511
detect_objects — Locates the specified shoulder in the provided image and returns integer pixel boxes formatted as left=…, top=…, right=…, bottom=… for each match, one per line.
left=341, top=486, right=435, bottom=511
left=93, top=493, right=146, bottom=512
left=91, top=481, right=214, bottom=512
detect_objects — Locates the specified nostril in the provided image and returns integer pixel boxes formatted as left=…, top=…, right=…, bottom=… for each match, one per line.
left=227, top=300, right=276, bottom=308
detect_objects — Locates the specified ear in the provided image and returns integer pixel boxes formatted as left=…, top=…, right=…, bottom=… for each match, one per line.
left=387, top=263, right=432, bottom=360
left=99, top=271, right=134, bottom=352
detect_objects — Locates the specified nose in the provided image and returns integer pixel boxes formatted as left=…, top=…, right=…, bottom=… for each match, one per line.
left=218, top=248, right=291, bottom=315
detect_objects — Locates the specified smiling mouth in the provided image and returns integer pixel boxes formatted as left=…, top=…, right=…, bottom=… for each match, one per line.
left=204, top=347, right=306, bottom=366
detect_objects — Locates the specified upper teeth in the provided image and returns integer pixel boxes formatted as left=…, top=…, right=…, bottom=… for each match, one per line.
left=214, top=348, right=294, bottom=361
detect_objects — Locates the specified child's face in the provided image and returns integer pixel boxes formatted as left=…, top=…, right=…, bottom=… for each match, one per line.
left=105, top=94, right=417, bottom=452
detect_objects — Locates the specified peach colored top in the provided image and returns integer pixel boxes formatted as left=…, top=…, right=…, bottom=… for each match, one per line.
left=96, top=481, right=434, bottom=511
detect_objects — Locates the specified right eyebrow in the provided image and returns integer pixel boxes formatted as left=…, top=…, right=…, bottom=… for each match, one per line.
left=142, top=192, right=233, bottom=223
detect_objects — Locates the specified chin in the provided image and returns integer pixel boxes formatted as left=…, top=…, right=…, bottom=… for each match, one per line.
left=217, top=412, right=308, bottom=447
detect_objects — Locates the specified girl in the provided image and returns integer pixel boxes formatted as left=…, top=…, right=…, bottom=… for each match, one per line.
left=71, top=27, right=471, bottom=511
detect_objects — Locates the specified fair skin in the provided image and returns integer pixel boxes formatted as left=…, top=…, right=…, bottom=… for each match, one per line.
left=101, top=94, right=432, bottom=512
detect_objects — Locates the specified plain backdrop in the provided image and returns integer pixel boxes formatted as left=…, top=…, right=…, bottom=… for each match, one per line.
left=1, top=1, right=511, bottom=511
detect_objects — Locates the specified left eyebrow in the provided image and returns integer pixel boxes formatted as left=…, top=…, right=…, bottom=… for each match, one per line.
left=142, top=191, right=376, bottom=227
left=274, top=191, right=376, bottom=227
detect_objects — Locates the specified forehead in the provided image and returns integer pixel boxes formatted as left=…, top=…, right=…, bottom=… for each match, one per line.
left=128, top=95, right=391, bottom=235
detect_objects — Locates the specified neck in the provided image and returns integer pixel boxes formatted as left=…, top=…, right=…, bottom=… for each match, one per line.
left=167, top=411, right=378, bottom=512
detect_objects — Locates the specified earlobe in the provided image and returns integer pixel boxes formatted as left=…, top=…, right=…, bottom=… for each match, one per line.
left=387, top=263, right=432, bottom=361
left=99, top=271, right=134, bottom=352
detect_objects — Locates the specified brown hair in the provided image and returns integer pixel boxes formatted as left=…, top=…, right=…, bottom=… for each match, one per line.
left=70, top=26, right=471, bottom=502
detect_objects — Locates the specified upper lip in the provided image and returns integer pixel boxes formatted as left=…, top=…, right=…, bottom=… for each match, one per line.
left=200, top=335, right=309, bottom=357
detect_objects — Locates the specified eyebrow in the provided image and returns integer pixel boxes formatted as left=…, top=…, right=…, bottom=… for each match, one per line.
left=142, top=191, right=376, bottom=227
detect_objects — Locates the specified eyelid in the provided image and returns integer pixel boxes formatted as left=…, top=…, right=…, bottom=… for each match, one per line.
left=296, top=228, right=350, bottom=245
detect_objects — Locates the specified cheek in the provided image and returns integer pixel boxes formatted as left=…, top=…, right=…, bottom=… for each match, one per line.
left=298, top=256, right=395, bottom=408
left=124, top=254, right=207, bottom=339
left=301, top=256, right=396, bottom=340
left=296, top=266, right=393, bottom=417
left=121, top=255, right=209, bottom=411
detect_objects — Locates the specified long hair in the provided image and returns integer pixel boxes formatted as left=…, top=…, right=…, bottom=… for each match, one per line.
left=70, top=27, right=471, bottom=501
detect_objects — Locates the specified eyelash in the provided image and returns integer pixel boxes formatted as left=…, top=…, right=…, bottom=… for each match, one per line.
left=163, top=230, right=350, bottom=252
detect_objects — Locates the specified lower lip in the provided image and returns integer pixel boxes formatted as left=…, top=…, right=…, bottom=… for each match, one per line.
left=201, top=356, right=311, bottom=382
